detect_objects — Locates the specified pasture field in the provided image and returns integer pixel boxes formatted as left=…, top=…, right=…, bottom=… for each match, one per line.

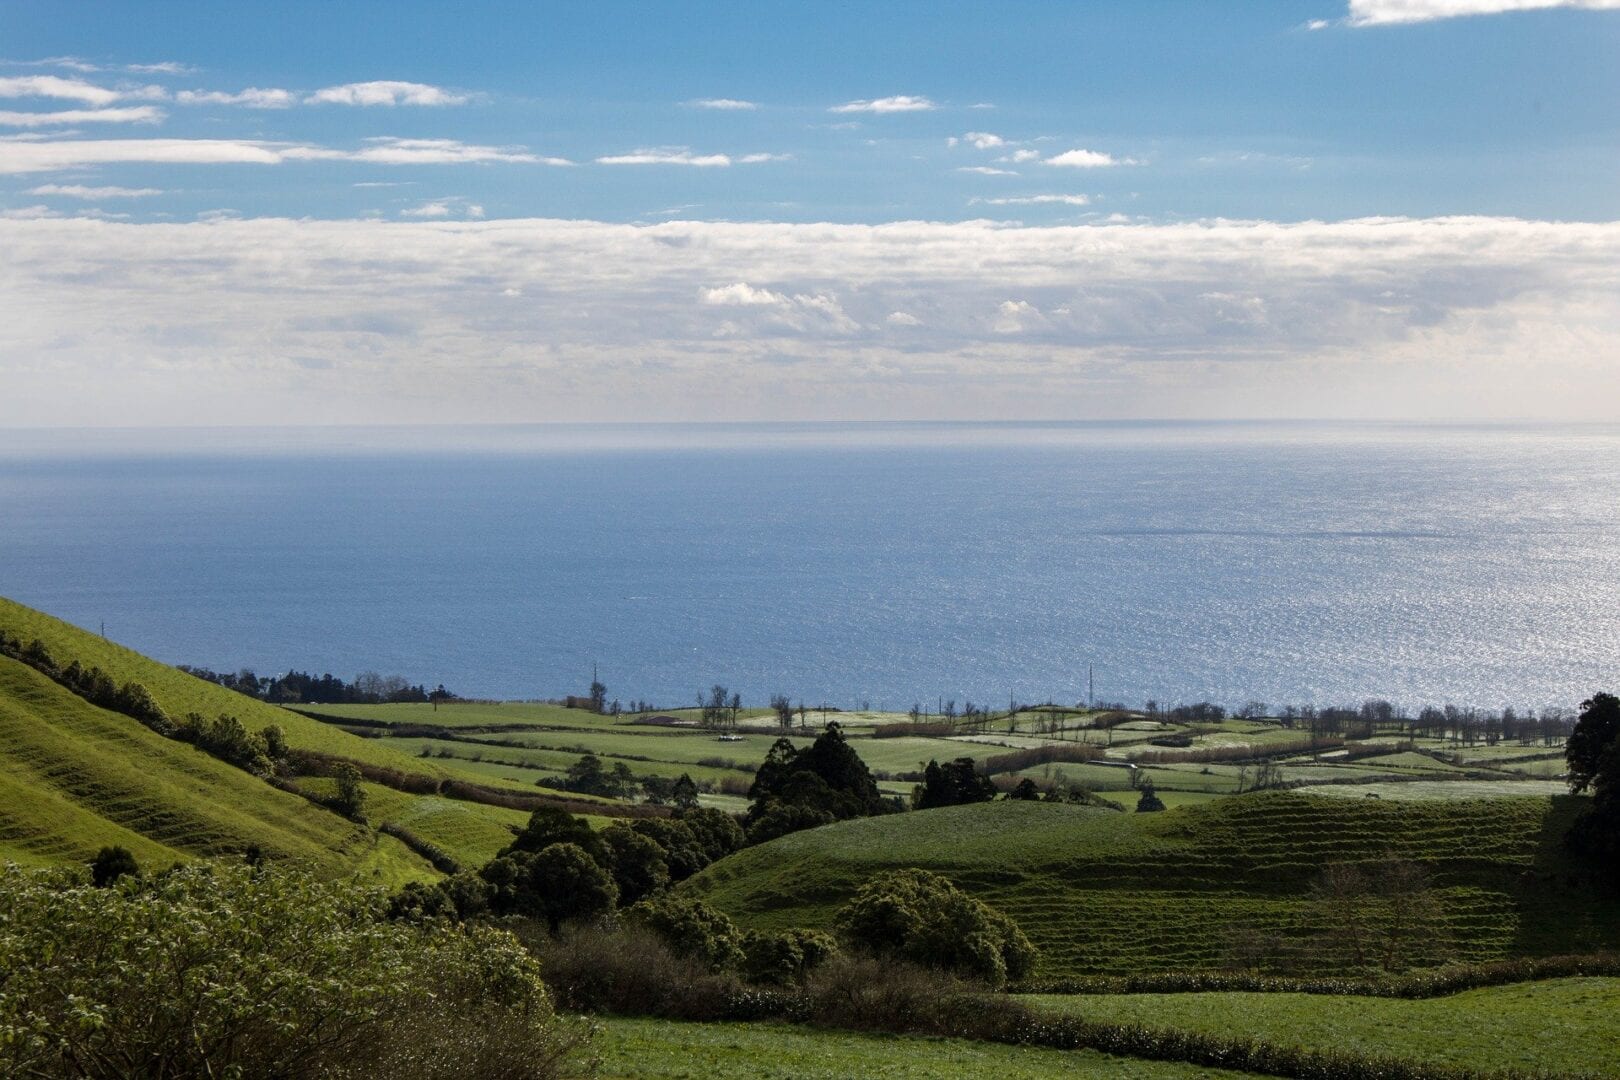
left=685, top=794, right=1620, bottom=976
left=591, top=1018, right=1256, bottom=1079
left=311, top=689, right=1572, bottom=813
left=1024, top=977, right=1620, bottom=1077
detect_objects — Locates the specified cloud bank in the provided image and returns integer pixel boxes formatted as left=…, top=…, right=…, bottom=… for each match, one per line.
left=0, top=215, right=1615, bottom=425
left=1342, top=0, right=1620, bottom=23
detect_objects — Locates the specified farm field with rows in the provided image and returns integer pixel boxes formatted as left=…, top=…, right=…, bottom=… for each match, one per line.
left=684, top=795, right=1620, bottom=977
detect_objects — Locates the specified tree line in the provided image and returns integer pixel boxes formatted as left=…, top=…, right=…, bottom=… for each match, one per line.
left=179, top=664, right=455, bottom=706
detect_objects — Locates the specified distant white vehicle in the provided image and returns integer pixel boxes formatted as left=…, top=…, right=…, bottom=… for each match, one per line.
left=716, top=734, right=745, bottom=742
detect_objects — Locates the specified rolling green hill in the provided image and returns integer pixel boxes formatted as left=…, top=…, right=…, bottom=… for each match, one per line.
left=683, top=795, right=1620, bottom=977
left=0, top=597, right=542, bottom=875
left=0, top=654, right=429, bottom=885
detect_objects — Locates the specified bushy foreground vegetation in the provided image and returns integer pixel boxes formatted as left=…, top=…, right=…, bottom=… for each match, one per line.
left=0, top=862, right=589, bottom=1079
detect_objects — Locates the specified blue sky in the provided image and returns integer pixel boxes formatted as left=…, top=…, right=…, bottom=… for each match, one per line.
left=1, top=1, right=1618, bottom=425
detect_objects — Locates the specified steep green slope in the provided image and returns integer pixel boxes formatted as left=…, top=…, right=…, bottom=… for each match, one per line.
left=684, top=794, right=1620, bottom=977
left=0, top=655, right=429, bottom=884
left=0, top=597, right=543, bottom=871
left=0, top=598, right=445, bottom=775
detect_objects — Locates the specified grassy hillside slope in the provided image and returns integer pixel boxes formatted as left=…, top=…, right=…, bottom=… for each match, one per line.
left=0, top=655, right=429, bottom=885
left=0, top=597, right=555, bottom=871
left=684, top=795, right=1620, bottom=976
left=0, top=598, right=445, bottom=775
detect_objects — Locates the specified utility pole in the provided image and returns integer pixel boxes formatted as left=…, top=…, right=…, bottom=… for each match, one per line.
left=1088, top=665, right=1094, bottom=710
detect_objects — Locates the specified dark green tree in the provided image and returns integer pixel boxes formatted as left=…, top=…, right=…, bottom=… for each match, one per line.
left=481, top=842, right=617, bottom=936
left=671, top=773, right=700, bottom=810
left=503, top=806, right=606, bottom=864
left=1006, top=777, right=1041, bottom=801
left=89, top=846, right=140, bottom=888
left=599, top=825, right=670, bottom=905
left=1135, top=782, right=1166, bottom=813
left=1567, top=692, right=1620, bottom=794
left=332, top=762, right=366, bottom=820
left=915, top=757, right=997, bottom=808
left=628, top=818, right=709, bottom=881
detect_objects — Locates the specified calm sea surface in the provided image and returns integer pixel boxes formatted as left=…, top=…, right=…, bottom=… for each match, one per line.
left=1, top=422, right=1616, bottom=711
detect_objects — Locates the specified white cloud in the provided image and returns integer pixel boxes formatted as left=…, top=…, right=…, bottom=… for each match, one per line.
left=688, top=98, right=757, bottom=110
left=0, top=136, right=561, bottom=173
left=0, top=106, right=163, bottom=126
left=703, top=283, right=788, bottom=306
left=1, top=215, right=1616, bottom=424
left=958, top=166, right=1018, bottom=176
left=975, top=194, right=1092, bottom=206
left=1045, top=149, right=1135, bottom=168
left=401, top=197, right=485, bottom=220
left=0, top=75, right=121, bottom=106
left=126, top=61, right=194, bottom=75
left=27, top=183, right=163, bottom=198
left=886, top=311, right=922, bottom=326
left=177, top=88, right=296, bottom=108
left=1344, top=0, right=1620, bottom=24
left=830, top=95, right=937, bottom=113
left=1002, top=149, right=1041, bottom=163
left=597, top=148, right=734, bottom=167
left=0, top=204, right=57, bottom=219
left=960, top=131, right=1006, bottom=149
left=306, top=81, right=470, bottom=106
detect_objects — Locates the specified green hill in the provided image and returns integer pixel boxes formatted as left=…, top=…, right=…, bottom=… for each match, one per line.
left=0, top=597, right=533, bottom=875
left=0, top=654, right=428, bottom=884
left=683, top=794, right=1620, bottom=977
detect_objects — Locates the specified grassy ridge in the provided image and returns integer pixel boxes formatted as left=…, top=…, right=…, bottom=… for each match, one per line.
left=684, top=795, right=1620, bottom=976
left=0, top=655, right=428, bottom=883
left=0, top=598, right=446, bottom=776
left=1025, top=977, right=1620, bottom=1076
left=0, top=597, right=548, bottom=870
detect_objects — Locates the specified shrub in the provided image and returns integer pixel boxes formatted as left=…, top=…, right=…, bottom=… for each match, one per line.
left=740, top=927, right=839, bottom=985
left=88, top=845, right=140, bottom=888
left=0, top=863, right=588, bottom=1079
left=833, top=868, right=1038, bottom=988
left=624, top=895, right=745, bottom=973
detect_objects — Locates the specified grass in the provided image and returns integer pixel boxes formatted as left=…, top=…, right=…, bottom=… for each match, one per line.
left=0, top=598, right=582, bottom=871
left=0, top=598, right=451, bottom=779
left=1023, top=977, right=1620, bottom=1077
left=590, top=1018, right=1257, bottom=1079
left=0, top=654, right=432, bottom=883
left=684, top=794, right=1620, bottom=977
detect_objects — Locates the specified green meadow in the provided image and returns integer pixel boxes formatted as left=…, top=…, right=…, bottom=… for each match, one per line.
left=1024, top=977, right=1620, bottom=1076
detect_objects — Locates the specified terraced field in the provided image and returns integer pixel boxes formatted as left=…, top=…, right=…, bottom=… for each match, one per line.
left=684, top=794, right=1620, bottom=976
left=1025, top=977, right=1620, bottom=1076
left=0, top=655, right=432, bottom=885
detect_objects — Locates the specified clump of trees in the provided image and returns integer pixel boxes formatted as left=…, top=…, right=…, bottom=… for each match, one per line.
left=179, top=664, right=454, bottom=706
left=914, top=757, right=997, bottom=809
left=745, top=722, right=895, bottom=842
left=395, top=804, right=748, bottom=937
left=0, top=862, right=587, bottom=1079
left=833, top=868, right=1038, bottom=988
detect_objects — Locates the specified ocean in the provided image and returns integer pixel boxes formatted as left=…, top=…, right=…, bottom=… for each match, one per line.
left=1, top=421, right=1616, bottom=712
